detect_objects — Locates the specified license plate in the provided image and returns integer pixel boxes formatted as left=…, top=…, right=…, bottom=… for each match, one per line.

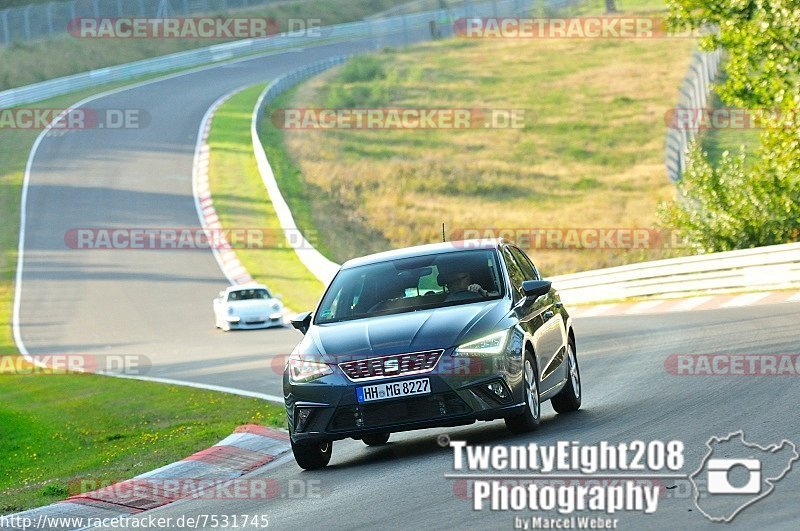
left=356, top=378, right=431, bottom=403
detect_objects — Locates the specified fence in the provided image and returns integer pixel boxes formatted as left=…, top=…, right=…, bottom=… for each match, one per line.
left=0, top=0, right=542, bottom=107
left=665, top=47, right=723, bottom=182
left=0, top=0, right=577, bottom=46
left=0, top=0, right=284, bottom=45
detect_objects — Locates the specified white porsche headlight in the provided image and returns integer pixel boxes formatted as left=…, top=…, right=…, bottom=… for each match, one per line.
left=288, top=355, right=333, bottom=383
left=454, top=329, right=510, bottom=356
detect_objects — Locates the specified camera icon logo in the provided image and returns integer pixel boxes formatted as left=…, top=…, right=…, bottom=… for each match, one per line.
left=690, top=431, right=799, bottom=522
left=706, top=458, right=761, bottom=494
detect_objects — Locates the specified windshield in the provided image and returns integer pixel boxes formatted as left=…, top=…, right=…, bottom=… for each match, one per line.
left=228, top=288, right=271, bottom=301
left=315, top=249, right=505, bottom=324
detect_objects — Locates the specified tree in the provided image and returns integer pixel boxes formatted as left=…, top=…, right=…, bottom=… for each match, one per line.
left=661, top=0, right=800, bottom=250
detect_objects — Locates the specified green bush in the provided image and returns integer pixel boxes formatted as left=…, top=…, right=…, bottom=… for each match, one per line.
left=662, top=0, right=800, bottom=251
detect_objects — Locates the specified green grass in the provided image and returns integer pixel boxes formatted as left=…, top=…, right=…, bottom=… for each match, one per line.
left=0, top=371, right=283, bottom=513
left=0, top=76, right=285, bottom=514
left=0, top=0, right=398, bottom=91
left=207, top=85, right=325, bottom=311
left=268, top=1, right=698, bottom=275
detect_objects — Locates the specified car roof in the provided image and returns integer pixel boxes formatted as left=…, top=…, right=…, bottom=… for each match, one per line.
left=341, top=239, right=507, bottom=269
left=225, top=283, right=268, bottom=293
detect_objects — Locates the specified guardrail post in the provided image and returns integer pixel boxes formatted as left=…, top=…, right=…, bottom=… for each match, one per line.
left=92, top=0, right=99, bottom=18
left=23, top=5, right=32, bottom=41
left=116, top=0, right=123, bottom=17
left=1, top=10, right=9, bottom=46
left=46, top=3, right=54, bottom=36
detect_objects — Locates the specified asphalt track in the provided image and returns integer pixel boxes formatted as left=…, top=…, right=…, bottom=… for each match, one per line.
left=96, top=303, right=800, bottom=530
left=15, top=28, right=800, bottom=531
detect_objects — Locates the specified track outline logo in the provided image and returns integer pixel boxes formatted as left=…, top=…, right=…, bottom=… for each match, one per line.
left=689, top=430, right=798, bottom=522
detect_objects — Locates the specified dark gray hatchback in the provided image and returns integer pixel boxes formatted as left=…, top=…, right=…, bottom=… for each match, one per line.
left=284, top=239, right=581, bottom=469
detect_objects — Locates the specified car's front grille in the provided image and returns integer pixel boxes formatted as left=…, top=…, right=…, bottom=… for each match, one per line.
left=338, top=350, right=443, bottom=381
left=328, top=392, right=471, bottom=431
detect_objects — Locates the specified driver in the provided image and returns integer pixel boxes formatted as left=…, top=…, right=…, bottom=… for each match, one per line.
left=440, top=269, right=488, bottom=301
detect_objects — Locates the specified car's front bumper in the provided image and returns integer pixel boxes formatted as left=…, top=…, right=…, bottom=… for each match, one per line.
left=284, top=345, right=526, bottom=444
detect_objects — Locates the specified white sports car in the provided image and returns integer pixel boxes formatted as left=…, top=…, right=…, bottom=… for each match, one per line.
left=213, top=284, right=284, bottom=331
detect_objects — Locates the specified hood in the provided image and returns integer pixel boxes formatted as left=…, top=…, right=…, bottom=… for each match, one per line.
left=306, top=299, right=510, bottom=362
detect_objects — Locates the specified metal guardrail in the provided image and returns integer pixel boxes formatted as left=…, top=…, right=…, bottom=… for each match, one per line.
left=251, top=56, right=349, bottom=285
left=551, top=242, right=800, bottom=305
left=665, top=48, right=723, bottom=182
left=0, top=0, right=537, bottom=107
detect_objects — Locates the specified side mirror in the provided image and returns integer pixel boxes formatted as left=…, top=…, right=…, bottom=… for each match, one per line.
left=522, top=280, right=551, bottom=298
left=275, top=294, right=283, bottom=300
left=290, top=311, right=313, bottom=334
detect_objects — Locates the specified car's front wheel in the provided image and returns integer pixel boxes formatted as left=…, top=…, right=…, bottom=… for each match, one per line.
left=505, top=351, right=540, bottom=434
left=291, top=439, right=332, bottom=470
left=361, top=433, right=390, bottom=446
left=551, top=337, right=581, bottom=413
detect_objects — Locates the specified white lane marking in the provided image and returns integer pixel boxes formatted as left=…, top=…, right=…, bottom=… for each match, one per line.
left=96, top=371, right=283, bottom=403
left=575, top=303, right=618, bottom=318
left=720, top=292, right=772, bottom=308
left=787, top=292, right=800, bottom=302
left=623, top=299, right=666, bottom=315
left=666, top=296, right=714, bottom=313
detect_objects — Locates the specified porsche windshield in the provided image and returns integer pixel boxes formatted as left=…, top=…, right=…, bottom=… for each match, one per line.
left=315, top=249, right=505, bottom=324
left=228, top=288, right=270, bottom=301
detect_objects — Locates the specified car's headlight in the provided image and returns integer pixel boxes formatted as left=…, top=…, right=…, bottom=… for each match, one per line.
left=454, top=329, right=510, bottom=356
left=288, top=355, right=333, bottom=383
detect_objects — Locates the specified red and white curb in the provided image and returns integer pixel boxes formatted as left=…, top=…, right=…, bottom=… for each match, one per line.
left=570, top=290, right=800, bottom=318
left=1, top=425, right=290, bottom=531
left=192, top=88, right=254, bottom=287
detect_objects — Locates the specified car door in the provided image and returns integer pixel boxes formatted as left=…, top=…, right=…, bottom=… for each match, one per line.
left=501, top=246, right=551, bottom=385
left=506, top=246, right=567, bottom=395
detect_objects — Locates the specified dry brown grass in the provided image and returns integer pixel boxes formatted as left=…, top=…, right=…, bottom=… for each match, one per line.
left=274, top=15, right=696, bottom=275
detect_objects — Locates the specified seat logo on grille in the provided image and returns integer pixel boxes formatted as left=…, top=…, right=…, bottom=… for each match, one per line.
left=383, top=358, right=400, bottom=374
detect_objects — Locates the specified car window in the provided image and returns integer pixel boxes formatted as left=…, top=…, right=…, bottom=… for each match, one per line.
left=510, top=246, right=540, bottom=280
left=502, top=246, right=526, bottom=300
left=315, top=249, right=504, bottom=324
left=228, top=288, right=270, bottom=301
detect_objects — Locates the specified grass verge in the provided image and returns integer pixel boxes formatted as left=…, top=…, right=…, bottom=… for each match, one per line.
left=0, top=0, right=398, bottom=92
left=0, top=74, right=284, bottom=515
left=263, top=1, right=701, bottom=276
left=206, top=85, right=325, bottom=312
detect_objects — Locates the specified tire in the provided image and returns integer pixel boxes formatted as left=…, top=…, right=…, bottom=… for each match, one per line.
left=361, top=433, right=390, bottom=446
left=505, top=350, right=540, bottom=434
left=291, top=439, right=332, bottom=470
left=551, top=337, right=581, bottom=414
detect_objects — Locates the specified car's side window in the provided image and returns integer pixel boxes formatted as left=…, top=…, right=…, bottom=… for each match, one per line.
left=510, top=246, right=540, bottom=280
left=502, top=246, right=526, bottom=300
